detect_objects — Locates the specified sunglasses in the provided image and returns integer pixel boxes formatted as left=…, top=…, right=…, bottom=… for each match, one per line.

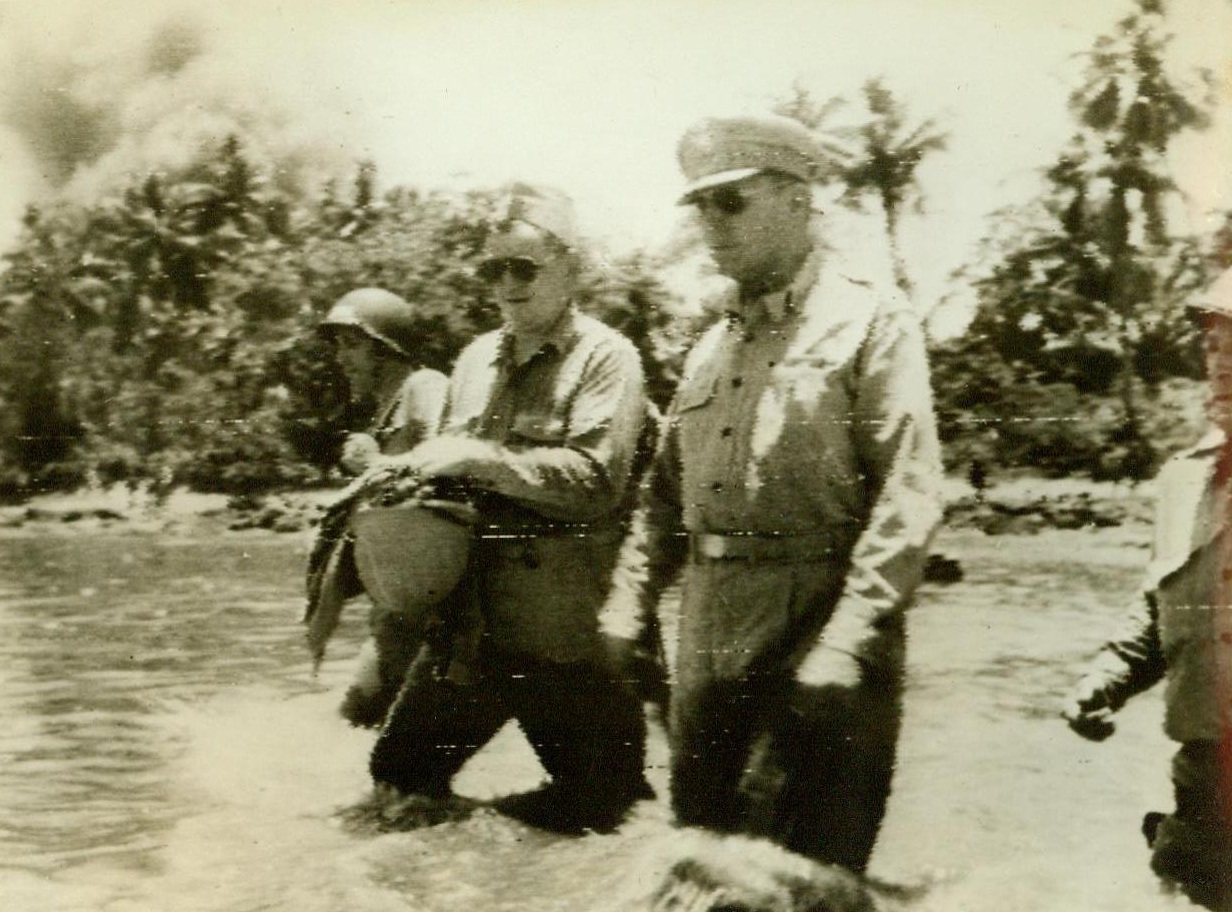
left=476, top=256, right=542, bottom=284
left=688, top=185, right=752, bottom=217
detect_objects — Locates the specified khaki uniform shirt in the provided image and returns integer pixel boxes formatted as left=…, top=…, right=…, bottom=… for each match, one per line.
left=376, top=368, right=448, bottom=455
left=643, top=239, right=943, bottom=677
left=1089, top=429, right=1232, bottom=743
left=439, top=307, right=648, bottom=662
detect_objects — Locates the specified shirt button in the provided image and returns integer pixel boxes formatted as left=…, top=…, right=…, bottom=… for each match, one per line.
left=731, top=377, right=744, bottom=389
left=710, top=481, right=724, bottom=493
left=720, top=427, right=733, bottom=438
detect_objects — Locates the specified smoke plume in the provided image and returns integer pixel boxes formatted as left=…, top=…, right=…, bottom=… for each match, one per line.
left=0, top=1, right=355, bottom=228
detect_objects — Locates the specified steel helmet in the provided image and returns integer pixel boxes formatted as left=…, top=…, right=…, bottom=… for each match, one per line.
left=351, top=501, right=473, bottom=616
left=320, top=287, right=421, bottom=360
left=304, top=472, right=475, bottom=669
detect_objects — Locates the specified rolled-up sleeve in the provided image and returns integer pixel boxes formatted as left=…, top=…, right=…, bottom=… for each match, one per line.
left=1085, top=590, right=1166, bottom=708
left=383, top=369, right=448, bottom=455
left=804, top=308, right=944, bottom=668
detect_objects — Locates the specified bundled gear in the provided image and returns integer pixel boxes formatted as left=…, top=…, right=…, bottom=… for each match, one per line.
left=304, top=466, right=480, bottom=724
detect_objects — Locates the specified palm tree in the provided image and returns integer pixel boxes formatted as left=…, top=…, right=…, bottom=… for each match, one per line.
left=838, top=78, right=949, bottom=298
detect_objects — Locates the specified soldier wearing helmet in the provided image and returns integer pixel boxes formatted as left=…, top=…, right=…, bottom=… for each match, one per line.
left=320, top=287, right=448, bottom=474
left=1064, top=267, right=1232, bottom=910
left=318, top=287, right=448, bottom=727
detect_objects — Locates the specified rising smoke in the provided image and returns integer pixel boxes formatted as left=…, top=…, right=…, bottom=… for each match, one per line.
left=0, top=1, right=356, bottom=243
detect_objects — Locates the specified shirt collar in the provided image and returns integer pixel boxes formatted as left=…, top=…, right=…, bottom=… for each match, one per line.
left=497, top=304, right=582, bottom=367
left=724, top=235, right=824, bottom=329
left=766, top=248, right=822, bottom=322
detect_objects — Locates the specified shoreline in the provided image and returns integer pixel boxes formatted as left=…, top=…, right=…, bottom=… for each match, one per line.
left=0, top=475, right=1158, bottom=539
left=0, top=486, right=337, bottom=538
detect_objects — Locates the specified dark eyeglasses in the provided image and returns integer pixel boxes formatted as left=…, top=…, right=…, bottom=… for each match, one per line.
left=688, top=185, right=751, bottom=217
left=476, top=256, right=542, bottom=284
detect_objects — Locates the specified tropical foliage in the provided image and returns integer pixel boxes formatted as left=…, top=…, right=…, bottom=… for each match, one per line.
left=775, top=77, right=949, bottom=298
left=931, top=0, right=1217, bottom=479
left=0, top=0, right=1220, bottom=497
left=0, top=141, right=683, bottom=497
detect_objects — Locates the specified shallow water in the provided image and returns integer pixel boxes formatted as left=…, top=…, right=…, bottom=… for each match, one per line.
left=0, top=524, right=1204, bottom=911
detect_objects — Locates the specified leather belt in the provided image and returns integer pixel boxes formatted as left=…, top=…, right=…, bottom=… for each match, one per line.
left=475, top=520, right=619, bottom=540
left=476, top=525, right=593, bottom=540
left=689, top=531, right=841, bottom=563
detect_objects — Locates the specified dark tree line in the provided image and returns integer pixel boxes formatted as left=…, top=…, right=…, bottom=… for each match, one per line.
left=0, top=0, right=1220, bottom=499
left=0, top=140, right=683, bottom=497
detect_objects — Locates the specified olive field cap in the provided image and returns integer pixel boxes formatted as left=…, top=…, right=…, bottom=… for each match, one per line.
left=495, top=181, right=579, bottom=249
left=1189, top=266, right=1232, bottom=320
left=320, top=287, right=420, bottom=359
left=677, top=113, right=821, bottom=202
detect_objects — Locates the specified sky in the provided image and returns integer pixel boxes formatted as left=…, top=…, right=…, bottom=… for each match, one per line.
left=0, top=0, right=1229, bottom=329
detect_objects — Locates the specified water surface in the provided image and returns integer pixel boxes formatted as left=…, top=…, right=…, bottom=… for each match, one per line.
left=0, top=524, right=1202, bottom=911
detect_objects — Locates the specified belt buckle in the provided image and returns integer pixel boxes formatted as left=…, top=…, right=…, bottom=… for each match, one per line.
left=698, top=534, right=731, bottom=560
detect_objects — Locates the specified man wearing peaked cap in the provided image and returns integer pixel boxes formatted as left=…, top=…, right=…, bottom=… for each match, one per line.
left=1065, top=266, right=1232, bottom=909
left=367, top=182, right=655, bottom=835
left=677, top=113, right=823, bottom=201
left=619, top=112, right=944, bottom=874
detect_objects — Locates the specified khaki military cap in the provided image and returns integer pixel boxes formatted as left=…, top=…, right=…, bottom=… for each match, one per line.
left=495, top=181, right=579, bottom=249
left=677, top=113, right=820, bottom=201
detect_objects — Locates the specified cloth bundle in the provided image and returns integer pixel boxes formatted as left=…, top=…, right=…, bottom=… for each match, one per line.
left=303, top=463, right=478, bottom=668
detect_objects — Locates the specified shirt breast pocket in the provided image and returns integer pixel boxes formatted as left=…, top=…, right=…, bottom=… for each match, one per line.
left=511, top=413, right=568, bottom=446
left=675, top=376, right=717, bottom=414
left=674, top=376, right=718, bottom=456
left=772, top=355, right=848, bottom=405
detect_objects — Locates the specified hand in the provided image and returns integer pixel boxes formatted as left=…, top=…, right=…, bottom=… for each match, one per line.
left=794, top=644, right=864, bottom=690
left=405, top=436, right=500, bottom=480
left=1062, top=675, right=1118, bottom=741
left=340, top=433, right=381, bottom=474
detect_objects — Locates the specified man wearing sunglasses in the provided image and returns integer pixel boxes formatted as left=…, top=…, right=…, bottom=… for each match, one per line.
left=632, top=114, right=944, bottom=873
left=368, top=183, right=653, bottom=834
